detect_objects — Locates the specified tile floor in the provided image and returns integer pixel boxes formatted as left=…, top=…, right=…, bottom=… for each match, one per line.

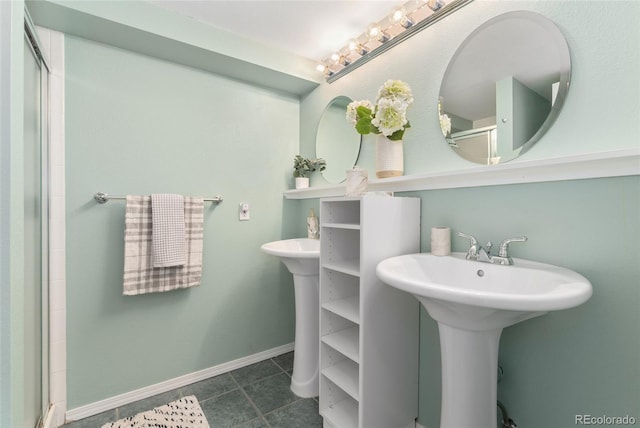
left=63, top=352, right=323, bottom=428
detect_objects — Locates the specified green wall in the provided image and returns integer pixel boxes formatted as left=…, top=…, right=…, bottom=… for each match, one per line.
left=297, top=1, right=640, bottom=427
left=65, top=35, right=302, bottom=408
left=0, top=1, right=27, bottom=426
left=405, top=178, right=639, bottom=427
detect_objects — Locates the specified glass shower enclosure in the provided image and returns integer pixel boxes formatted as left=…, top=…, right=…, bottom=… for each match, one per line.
left=24, top=11, right=50, bottom=427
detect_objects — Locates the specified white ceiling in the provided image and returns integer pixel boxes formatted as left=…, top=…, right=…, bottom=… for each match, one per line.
left=149, top=0, right=401, bottom=61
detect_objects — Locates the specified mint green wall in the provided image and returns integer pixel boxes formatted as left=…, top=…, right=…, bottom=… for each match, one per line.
left=404, top=177, right=640, bottom=427
left=297, top=1, right=640, bottom=427
left=0, top=1, right=28, bottom=426
left=65, top=35, right=301, bottom=408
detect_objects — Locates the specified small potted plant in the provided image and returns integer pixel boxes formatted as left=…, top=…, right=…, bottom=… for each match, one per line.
left=293, top=155, right=326, bottom=189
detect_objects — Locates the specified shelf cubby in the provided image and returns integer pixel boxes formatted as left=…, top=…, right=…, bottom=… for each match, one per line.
left=321, top=326, right=360, bottom=364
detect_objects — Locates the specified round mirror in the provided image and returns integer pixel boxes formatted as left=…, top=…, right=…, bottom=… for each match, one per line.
left=439, top=11, right=571, bottom=164
left=316, top=96, right=362, bottom=183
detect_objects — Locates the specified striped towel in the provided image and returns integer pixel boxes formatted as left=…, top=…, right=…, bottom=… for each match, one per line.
left=151, top=194, right=186, bottom=267
left=123, top=196, right=204, bottom=295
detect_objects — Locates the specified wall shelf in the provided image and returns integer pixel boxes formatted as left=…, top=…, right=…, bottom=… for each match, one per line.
left=321, top=359, right=360, bottom=401
left=321, top=398, right=358, bottom=428
left=284, top=149, right=640, bottom=199
left=322, top=296, right=360, bottom=325
left=322, top=327, right=360, bottom=364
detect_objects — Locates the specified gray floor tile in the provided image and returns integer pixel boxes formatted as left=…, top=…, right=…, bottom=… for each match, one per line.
left=242, top=373, right=298, bottom=414
left=234, top=416, right=269, bottom=427
left=63, top=409, right=117, bottom=427
left=272, top=352, right=294, bottom=372
left=230, top=359, right=282, bottom=386
left=179, top=373, right=237, bottom=401
left=117, top=389, right=182, bottom=419
left=199, top=389, right=258, bottom=428
left=63, top=353, right=324, bottom=428
left=265, top=399, right=323, bottom=428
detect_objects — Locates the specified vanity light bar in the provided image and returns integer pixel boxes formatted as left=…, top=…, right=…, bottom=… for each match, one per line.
left=321, top=0, right=474, bottom=83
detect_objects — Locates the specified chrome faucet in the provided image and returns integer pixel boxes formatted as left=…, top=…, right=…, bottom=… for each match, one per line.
left=458, top=232, right=527, bottom=265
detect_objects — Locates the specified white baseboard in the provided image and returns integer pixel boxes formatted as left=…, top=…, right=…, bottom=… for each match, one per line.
left=66, top=342, right=294, bottom=422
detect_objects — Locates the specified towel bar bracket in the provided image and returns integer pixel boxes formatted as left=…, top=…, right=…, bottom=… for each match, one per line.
left=95, top=192, right=109, bottom=204
left=94, top=192, right=223, bottom=204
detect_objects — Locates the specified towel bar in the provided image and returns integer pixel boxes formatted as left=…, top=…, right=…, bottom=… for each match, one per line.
left=94, top=192, right=223, bottom=204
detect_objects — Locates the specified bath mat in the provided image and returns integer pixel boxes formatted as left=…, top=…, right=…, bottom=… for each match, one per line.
left=101, top=395, right=210, bottom=428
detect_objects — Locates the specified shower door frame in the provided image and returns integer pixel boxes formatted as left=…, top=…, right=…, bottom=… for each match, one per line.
left=24, top=8, right=51, bottom=427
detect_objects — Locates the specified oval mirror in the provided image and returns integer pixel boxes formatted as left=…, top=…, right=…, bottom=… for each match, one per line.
left=439, top=11, right=571, bottom=164
left=316, top=96, right=362, bottom=183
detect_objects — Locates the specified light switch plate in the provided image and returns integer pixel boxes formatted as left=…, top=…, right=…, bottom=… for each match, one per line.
left=239, top=203, right=250, bottom=221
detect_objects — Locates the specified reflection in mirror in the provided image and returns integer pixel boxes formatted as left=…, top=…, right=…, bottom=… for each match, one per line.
left=439, top=11, right=571, bottom=164
left=316, top=96, right=362, bottom=183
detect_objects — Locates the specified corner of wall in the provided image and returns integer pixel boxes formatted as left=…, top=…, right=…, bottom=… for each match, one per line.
left=36, top=25, right=66, bottom=427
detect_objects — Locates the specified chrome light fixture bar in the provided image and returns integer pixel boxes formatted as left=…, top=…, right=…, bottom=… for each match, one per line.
left=323, top=0, right=474, bottom=83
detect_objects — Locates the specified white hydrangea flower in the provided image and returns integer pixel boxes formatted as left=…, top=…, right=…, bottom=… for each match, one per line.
left=371, top=98, right=408, bottom=137
left=377, top=80, right=414, bottom=107
left=346, top=100, right=373, bottom=125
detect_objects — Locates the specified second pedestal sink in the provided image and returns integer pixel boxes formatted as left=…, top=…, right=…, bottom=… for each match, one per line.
left=376, top=252, right=592, bottom=428
left=261, top=238, right=320, bottom=398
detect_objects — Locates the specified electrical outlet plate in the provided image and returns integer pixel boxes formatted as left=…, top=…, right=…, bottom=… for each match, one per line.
left=239, top=203, right=250, bottom=221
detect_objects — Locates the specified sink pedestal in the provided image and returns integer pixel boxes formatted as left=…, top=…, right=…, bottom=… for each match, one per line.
left=260, top=239, right=320, bottom=398
left=289, top=271, right=319, bottom=397
left=439, top=323, right=501, bottom=428
left=421, top=296, right=545, bottom=428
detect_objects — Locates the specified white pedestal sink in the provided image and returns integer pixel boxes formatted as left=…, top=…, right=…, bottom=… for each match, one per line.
left=377, top=252, right=592, bottom=428
left=261, top=238, right=320, bottom=398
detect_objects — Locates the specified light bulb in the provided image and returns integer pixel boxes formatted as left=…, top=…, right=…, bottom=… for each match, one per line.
left=427, top=0, right=445, bottom=11
left=367, top=23, right=390, bottom=43
left=330, top=52, right=340, bottom=63
left=389, top=7, right=414, bottom=28
left=367, top=23, right=381, bottom=39
left=316, top=63, right=326, bottom=73
left=348, top=38, right=369, bottom=56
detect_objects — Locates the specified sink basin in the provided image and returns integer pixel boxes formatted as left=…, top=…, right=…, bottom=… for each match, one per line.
left=376, top=252, right=592, bottom=428
left=261, top=238, right=320, bottom=398
left=376, top=252, right=592, bottom=330
left=261, top=238, right=320, bottom=275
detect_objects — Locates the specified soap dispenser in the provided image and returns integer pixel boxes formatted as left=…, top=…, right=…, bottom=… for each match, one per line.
left=307, top=208, right=319, bottom=239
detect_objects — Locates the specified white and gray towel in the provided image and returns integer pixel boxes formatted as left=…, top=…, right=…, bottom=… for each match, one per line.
left=123, top=195, right=204, bottom=295
left=151, top=193, right=186, bottom=267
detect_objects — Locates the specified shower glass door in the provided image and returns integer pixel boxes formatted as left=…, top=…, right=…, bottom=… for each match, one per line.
left=24, top=22, right=50, bottom=427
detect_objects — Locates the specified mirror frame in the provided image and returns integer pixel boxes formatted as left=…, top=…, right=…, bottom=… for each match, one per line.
left=439, top=10, right=572, bottom=164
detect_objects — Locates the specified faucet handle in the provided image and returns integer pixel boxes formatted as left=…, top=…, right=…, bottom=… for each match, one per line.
left=457, top=232, right=478, bottom=245
left=458, top=232, right=479, bottom=259
left=498, top=236, right=528, bottom=257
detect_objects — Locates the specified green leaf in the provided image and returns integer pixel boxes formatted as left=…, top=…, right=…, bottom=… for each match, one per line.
left=356, top=105, right=373, bottom=118
left=355, top=117, right=372, bottom=134
left=387, top=129, right=405, bottom=141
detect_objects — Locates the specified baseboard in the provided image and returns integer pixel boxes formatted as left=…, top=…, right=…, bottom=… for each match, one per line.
left=66, top=342, right=294, bottom=422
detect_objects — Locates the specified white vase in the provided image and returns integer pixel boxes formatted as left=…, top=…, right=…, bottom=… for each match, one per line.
left=295, top=177, right=309, bottom=189
left=376, top=134, right=404, bottom=178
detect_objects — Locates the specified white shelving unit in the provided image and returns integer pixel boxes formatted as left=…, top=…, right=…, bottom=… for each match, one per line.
left=319, top=195, right=421, bottom=428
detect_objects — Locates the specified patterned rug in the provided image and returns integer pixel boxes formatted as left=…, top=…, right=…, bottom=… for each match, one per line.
left=101, top=395, right=210, bottom=428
